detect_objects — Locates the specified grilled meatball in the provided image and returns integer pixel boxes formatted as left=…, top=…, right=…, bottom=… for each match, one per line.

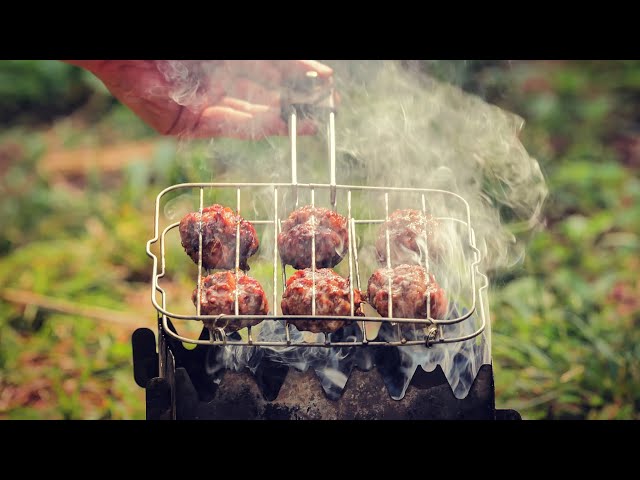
left=367, top=264, right=447, bottom=319
left=192, top=271, right=269, bottom=333
left=281, top=268, right=364, bottom=333
left=179, top=204, right=259, bottom=271
left=278, top=206, right=348, bottom=269
left=375, top=209, right=440, bottom=266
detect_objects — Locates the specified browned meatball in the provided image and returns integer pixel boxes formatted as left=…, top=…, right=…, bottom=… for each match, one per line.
left=281, top=268, right=364, bottom=333
left=179, top=204, right=259, bottom=271
left=278, top=206, right=349, bottom=270
left=192, top=271, right=269, bottom=333
left=367, top=264, right=447, bottom=320
left=375, top=209, right=440, bottom=266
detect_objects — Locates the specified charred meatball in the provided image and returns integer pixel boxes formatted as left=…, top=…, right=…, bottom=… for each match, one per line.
left=367, top=264, right=447, bottom=320
left=281, top=268, right=364, bottom=333
left=179, top=204, right=259, bottom=271
left=375, top=209, right=440, bottom=266
left=192, top=270, right=269, bottom=333
left=278, top=206, right=349, bottom=269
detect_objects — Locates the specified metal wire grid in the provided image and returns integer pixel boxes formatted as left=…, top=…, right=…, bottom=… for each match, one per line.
left=147, top=103, right=488, bottom=350
left=146, top=182, right=488, bottom=349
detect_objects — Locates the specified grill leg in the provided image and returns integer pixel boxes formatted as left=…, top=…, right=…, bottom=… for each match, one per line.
left=495, top=409, right=522, bottom=420
left=132, top=328, right=159, bottom=388
left=146, top=378, right=171, bottom=420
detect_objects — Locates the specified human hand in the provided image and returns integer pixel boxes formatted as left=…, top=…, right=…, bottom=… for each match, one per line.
left=63, top=60, right=335, bottom=139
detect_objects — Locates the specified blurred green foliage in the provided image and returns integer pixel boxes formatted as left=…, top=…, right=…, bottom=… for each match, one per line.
left=435, top=60, right=640, bottom=419
left=0, top=60, right=638, bottom=419
left=0, top=61, right=95, bottom=124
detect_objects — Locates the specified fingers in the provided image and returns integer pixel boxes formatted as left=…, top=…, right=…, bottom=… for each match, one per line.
left=219, top=97, right=270, bottom=114
left=247, top=110, right=318, bottom=138
left=276, top=60, right=333, bottom=79
left=191, top=100, right=318, bottom=140
left=225, top=60, right=285, bottom=89
left=224, top=77, right=281, bottom=107
left=223, top=60, right=333, bottom=89
left=193, top=103, right=279, bottom=139
left=194, top=106, right=253, bottom=138
left=184, top=60, right=334, bottom=139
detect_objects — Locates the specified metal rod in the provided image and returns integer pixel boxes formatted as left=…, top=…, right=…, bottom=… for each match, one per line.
left=161, top=312, right=484, bottom=347
left=277, top=217, right=291, bottom=345
left=240, top=220, right=274, bottom=225
left=158, top=313, right=454, bottom=324
left=346, top=190, right=363, bottom=343
left=328, top=111, right=337, bottom=208
left=347, top=190, right=354, bottom=318
left=352, top=217, right=466, bottom=225
left=234, top=188, right=241, bottom=317
left=351, top=218, right=361, bottom=292
left=290, top=109, right=299, bottom=208
left=159, top=278, right=169, bottom=379
left=150, top=182, right=480, bottom=208
left=311, top=188, right=316, bottom=317
left=278, top=219, right=287, bottom=293
left=279, top=231, right=291, bottom=343
left=275, top=188, right=291, bottom=345
left=384, top=193, right=393, bottom=322
left=421, top=193, right=431, bottom=339
left=273, top=187, right=279, bottom=319
left=421, top=194, right=431, bottom=274
left=158, top=313, right=165, bottom=379
left=350, top=216, right=365, bottom=342
left=385, top=193, right=403, bottom=342
left=196, top=188, right=204, bottom=317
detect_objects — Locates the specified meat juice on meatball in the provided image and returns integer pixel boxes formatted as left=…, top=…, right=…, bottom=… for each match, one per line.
left=281, top=268, right=364, bottom=334
left=192, top=270, right=269, bottom=333
left=375, top=209, right=440, bottom=267
left=179, top=204, right=259, bottom=271
left=278, top=206, right=349, bottom=270
left=367, top=264, right=447, bottom=320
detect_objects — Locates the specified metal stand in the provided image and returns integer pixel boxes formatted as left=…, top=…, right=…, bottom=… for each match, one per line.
left=132, top=324, right=521, bottom=420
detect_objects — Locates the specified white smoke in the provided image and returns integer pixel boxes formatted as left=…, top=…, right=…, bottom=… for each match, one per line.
left=157, top=60, right=547, bottom=401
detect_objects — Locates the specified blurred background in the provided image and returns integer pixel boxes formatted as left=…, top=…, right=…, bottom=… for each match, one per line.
left=0, top=60, right=638, bottom=420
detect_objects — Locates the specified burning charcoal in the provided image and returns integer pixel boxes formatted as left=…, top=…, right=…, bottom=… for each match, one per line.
left=281, top=268, right=364, bottom=333
left=179, top=204, right=259, bottom=271
left=367, top=264, right=447, bottom=320
left=375, top=209, right=441, bottom=266
left=278, top=205, right=349, bottom=269
left=192, top=271, right=269, bottom=333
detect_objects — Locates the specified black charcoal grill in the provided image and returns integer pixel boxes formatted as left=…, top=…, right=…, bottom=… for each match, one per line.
left=132, top=72, right=521, bottom=420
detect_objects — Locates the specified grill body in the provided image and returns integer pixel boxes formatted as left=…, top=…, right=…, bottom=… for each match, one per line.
left=132, top=325, right=520, bottom=420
